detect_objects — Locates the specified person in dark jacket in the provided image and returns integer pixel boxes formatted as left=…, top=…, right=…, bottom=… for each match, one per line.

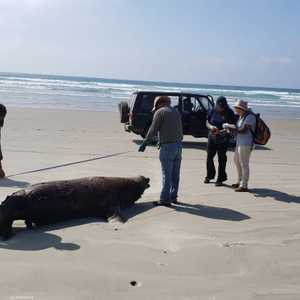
left=204, top=96, right=236, bottom=186
left=0, top=104, right=7, bottom=179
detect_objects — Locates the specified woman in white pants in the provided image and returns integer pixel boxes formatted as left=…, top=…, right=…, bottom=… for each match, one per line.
left=224, top=100, right=256, bottom=192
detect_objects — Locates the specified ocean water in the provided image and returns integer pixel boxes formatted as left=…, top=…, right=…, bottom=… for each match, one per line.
left=0, top=72, right=300, bottom=119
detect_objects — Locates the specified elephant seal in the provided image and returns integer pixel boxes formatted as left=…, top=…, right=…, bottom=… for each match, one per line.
left=0, top=175, right=150, bottom=240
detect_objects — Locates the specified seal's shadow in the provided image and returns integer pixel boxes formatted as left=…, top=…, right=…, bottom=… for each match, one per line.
left=0, top=228, right=80, bottom=251
left=0, top=178, right=29, bottom=188
left=123, top=201, right=155, bottom=220
left=0, top=207, right=152, bottom=251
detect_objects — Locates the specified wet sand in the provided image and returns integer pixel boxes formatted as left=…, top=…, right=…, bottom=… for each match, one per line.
left=0, top=108, right=299, bottom=300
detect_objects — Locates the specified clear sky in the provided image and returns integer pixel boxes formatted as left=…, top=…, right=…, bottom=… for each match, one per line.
left=0, top=0, right=299, bottom=88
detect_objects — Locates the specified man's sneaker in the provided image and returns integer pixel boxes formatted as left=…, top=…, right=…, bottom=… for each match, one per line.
left=235, top=187, right=248, bottom=192
left=171, top=199, right=179, bottom=204
left=215, top=181, right=223, bottom=187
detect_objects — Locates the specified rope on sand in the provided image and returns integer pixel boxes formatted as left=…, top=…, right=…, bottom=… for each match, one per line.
left=8, top=151, right=131, bottom=177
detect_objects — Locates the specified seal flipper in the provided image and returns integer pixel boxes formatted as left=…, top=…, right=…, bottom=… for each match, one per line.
left=108, top=212, right=125, bottom=223
left=1, top=220, right=13, bottom=241
left=106, top=204, right=126, bottom=224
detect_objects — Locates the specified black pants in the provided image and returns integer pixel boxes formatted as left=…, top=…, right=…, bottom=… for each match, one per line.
left=206, top=138, right=229, bottom=182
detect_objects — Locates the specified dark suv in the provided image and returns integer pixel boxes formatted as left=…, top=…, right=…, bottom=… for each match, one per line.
left=119, top=91, right=214, bottom=138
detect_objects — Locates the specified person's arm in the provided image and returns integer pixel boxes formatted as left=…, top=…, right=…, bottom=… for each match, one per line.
left=144, top=111, right=162, bottom=143
left=138, top=111, right=163, bottom=152
left=236, top=114, right=255, bottom=134
left=223, top=110, right=238, bottom=132
left=206, top=111, right=219, bottom=134
left=206, top=120, right=219, bottom=135
left=206, top=120, right=215, bottom=130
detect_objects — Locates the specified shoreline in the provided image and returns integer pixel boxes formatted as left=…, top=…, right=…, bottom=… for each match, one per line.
left=4, top=105, right=300, bottom=120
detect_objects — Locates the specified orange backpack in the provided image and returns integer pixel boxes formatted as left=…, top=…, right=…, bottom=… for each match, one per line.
left=246, top=112, right=271, bottom=145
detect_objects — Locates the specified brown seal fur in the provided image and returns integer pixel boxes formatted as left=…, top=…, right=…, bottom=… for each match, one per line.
left=0, top=175, right=150, bottom=240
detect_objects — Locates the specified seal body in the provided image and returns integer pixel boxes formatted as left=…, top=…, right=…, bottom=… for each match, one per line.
left=0, top=176, right=150, bottom=240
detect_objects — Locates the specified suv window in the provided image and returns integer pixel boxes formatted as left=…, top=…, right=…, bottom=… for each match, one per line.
left=153, top=95, right=180, bottom=109
left=169, top=96, right=180, bottom=107
left=130, top=94, right=137, bottom=110
left=199, top=96, right=213, bottom=112
left=182, top=96, right=204, bottom=113
left=137, top=94, right=154, bottom=113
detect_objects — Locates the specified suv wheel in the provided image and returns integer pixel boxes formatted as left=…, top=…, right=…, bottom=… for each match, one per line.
left=118, top=101, right=130, bottom=123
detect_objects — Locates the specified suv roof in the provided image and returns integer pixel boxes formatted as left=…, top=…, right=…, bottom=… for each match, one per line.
left=133, top=90, right=211, bottom=98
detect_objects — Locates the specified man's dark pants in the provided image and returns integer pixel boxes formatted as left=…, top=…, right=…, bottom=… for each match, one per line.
left=206, top=137, right=229, bottom=182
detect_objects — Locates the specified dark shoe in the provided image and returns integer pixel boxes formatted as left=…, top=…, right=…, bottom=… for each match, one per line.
left=215, top=181, right=223, bottom=187
left=171, top=199, right=179, bottom=204
left=235, top=187, right=248, bottom=192
left=231, top=183, right=240, bottom=189
left=153, top=201, right=172, bottom=207
left=204, top=177, right=211, bottom=184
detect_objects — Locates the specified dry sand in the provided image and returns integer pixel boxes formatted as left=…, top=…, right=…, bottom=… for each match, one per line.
left=0, top=108, right=299, bottom=300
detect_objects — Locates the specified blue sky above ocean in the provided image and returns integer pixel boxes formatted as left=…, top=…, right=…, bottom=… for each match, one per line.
left=0, top=0, right=299, bottom=89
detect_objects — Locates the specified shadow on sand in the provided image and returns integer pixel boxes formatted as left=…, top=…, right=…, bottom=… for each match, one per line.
left=133, top=139, right=271, bottom=151
left=124, top=200, right=250, bottom=221
left=173, top=201, right=250, bottom=221
left=0, top=201, right=250, bottom=251
left=0, top=228, right=80, bottom=251
left=123, top=201, right=155, bottom=220
left=0, top=178, right=30, bottom=188
left=250, top=188, right=300, bottom=204
left=0, top=218, right=105, bottom=251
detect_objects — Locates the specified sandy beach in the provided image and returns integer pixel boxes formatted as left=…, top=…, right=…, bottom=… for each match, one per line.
left=0, top=108, right=299, bottom=300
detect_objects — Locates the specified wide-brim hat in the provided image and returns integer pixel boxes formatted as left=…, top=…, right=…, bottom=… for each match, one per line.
left=234, top=99, right=248, bottom=111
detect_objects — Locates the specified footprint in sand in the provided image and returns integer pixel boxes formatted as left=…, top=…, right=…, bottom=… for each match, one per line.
left=130, top=280, right=142, bottom=287
left=156, top=262, right=168, bottom=267
left=221, top=242, right=246, bottom=248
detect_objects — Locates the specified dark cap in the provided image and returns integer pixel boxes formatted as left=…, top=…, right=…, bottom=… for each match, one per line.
left=216, top=96, right=228, bottom=109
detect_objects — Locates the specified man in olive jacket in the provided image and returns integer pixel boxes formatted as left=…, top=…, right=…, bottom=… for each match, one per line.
left=139, top=96, right=183, bottom=206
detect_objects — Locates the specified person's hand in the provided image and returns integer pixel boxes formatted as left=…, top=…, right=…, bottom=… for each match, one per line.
left=223, top=123, right=236, bottom=131
left=211, top=126, right=217, bottom=133
left=211, top=126, right=219, bottom=135
left=138, top=143, right=147, bottom=152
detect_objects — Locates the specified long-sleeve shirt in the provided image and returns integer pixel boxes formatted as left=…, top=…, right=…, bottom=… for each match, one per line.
left=145, top=106, right=183, bottom=144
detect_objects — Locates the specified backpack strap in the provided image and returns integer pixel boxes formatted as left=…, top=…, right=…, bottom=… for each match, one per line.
left=241, top=111, right=257, bottom=140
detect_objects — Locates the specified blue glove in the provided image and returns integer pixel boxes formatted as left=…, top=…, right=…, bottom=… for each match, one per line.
left=138, top=143, right=147, bottom=152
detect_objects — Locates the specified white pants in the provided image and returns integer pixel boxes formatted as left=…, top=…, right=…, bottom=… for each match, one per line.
left=234, top=145, right=252, bottom=188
